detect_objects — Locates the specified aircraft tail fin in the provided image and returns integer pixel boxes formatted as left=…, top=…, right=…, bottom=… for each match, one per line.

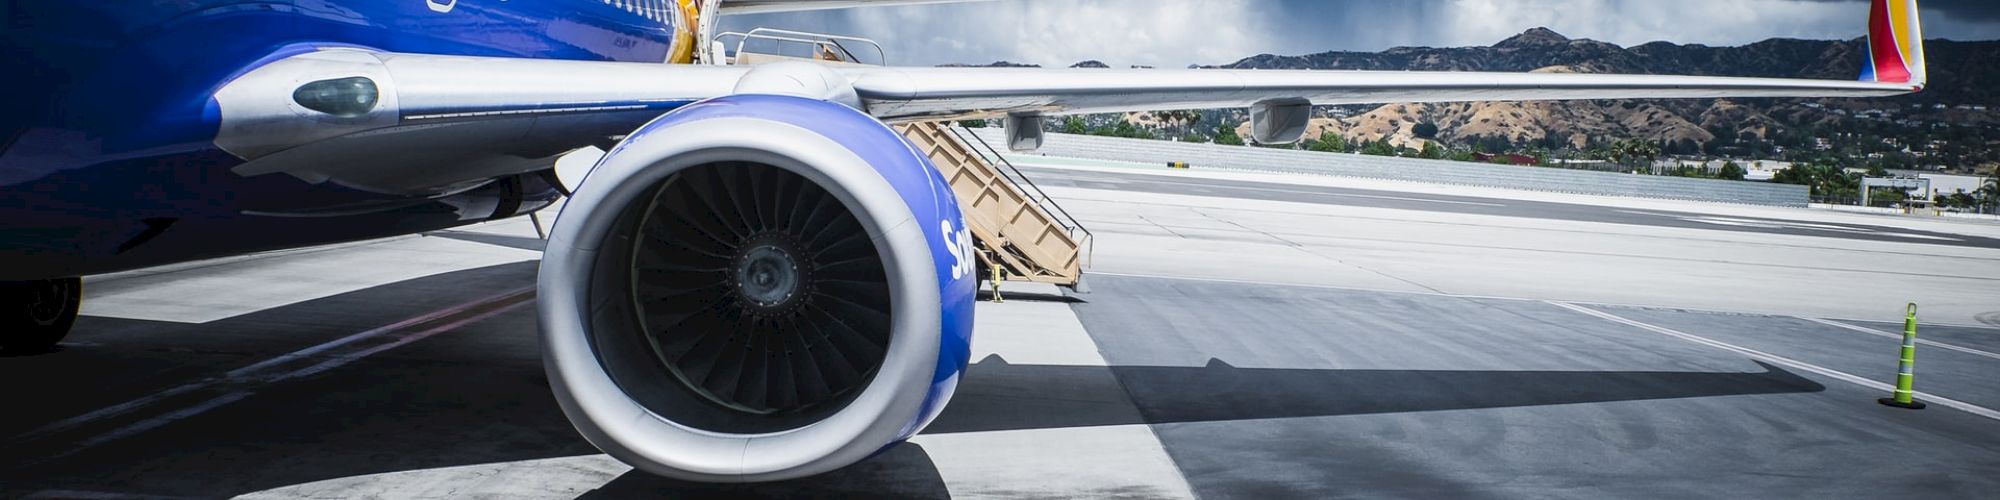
left=1861, top=0, right=1926, bottom=89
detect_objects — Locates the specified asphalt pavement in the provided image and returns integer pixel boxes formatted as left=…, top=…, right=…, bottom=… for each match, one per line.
left=4, top=160, right=1998, bottom=499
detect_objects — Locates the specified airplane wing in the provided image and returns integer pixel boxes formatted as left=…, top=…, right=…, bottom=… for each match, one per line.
left=213, top=0, right=1926, bottom=186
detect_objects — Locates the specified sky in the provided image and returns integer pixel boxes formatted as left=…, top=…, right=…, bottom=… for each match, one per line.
left=718, top=0, right=2000, bottom=68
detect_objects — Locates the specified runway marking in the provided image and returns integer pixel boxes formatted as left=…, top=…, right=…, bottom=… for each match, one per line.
left=1802, top=317, right=2000, bottom=362
left=910, top=280, right=1196, bottom=499
left=1049, top=173, right=1508, bottom=207
left=67, top=391, right=253, bottom=452
left=11, top=286, right=535, bottom=460
left=79, top=230, right=538, bottom=324
left=1088, top=271, right=2000, bottom=330
left=1548, top=301, right=2000, bottom=423
left=22, top=490, right=202, bottom=500
left=1617, top=210, right=1966, bottom=242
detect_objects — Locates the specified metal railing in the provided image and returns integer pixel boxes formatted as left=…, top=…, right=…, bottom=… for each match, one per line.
left=714, top=28, right=886, bottom=65
left=976, top=129, right=1813, bottom=208
left=947, top=125, right=1094, bottom=267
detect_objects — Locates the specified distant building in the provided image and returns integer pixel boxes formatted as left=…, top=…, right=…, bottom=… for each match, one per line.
left=1552, top=159, right=1609, bottom=167
left=1887, top=169, right=1988, bottom=195
left=1473, top=152, right=1538, bottom=166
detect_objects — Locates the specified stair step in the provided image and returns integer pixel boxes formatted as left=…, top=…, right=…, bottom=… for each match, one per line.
left=895, top=123, right=1089, bottom=286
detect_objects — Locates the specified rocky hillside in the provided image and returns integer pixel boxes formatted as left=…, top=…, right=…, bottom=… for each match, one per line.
left=1213, top=29, right=2000, bottom=152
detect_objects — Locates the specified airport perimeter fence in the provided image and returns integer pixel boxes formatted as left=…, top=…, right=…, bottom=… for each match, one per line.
left=971, top=129, right=1811, bottom=207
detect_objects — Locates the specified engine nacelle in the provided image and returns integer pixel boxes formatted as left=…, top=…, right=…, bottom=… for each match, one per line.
left=537, top=95, right=976, bottom=482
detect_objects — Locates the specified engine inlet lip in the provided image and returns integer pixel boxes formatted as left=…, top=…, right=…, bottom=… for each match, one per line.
left=538, top=111, right=945, bottom=482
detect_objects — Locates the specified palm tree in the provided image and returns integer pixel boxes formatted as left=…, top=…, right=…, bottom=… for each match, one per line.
left=1979, top=172, right=2000, bottom=213
left=1634, top=140, right=1662, bottom=174
left=1610, top=139, right=1662, bottom=174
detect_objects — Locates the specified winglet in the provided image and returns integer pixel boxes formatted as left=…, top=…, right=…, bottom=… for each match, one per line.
left=1861, top=0, right=1926, bottom=89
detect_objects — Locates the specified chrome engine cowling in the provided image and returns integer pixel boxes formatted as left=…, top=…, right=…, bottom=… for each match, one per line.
left=538, top=95, right=977, bottom=482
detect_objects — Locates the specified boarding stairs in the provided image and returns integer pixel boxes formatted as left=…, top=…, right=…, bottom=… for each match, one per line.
left=896, top=123, right=1091, bottom=288
left=723, top=30, right=1091, bottom=290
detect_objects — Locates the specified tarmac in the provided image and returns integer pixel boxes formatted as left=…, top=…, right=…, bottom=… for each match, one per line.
left=3, top=157, right=1998, bottom=499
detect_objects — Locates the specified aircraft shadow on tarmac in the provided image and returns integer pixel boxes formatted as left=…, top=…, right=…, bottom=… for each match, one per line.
left=926, top=355, right=1824, bottom=434
left=0, top=261, right=1823, bottom=498
left=427, top=230, right=549, bottom=252
left=974, top=289, right=1084, bottom=303
left=586, top=356, right=1823, bottom=498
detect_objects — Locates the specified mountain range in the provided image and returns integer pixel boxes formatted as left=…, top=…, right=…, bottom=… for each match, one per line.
left=1209, top=29, right=1999, bottom=155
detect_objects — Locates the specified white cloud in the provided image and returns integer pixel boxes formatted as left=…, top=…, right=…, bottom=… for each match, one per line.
left=727, top=0, right=1281, bottom=67
left=1433, top=0, right=1856, bottom=47
left=721, top=0, right=1999, bottom=67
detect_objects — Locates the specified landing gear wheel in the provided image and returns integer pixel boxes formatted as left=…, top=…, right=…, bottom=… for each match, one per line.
left=1, top=277, right=82, bottom=353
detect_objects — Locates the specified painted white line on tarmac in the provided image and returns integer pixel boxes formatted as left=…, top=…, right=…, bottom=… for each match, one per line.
left=273, top=299, right=530, bottom=382
left=1089, top=271, right=2000, bottom=331
left=68, top=391, right=252, bottom=452
left=1802, top=317, right=2000, bottom=362
left=1112, top=177, right=1510, bottom=207
left=22, top=489, right=201, bottom=500
left=13, top=286, right=534, bottom=443
left=910, top=280, right=1196, bottom=499
left=1548, top=301, right=2000, bottom=423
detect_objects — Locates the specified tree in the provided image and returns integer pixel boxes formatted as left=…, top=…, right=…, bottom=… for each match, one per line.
left=1717, top=161, right=1746, bottom=181
left=1943, top=190, right=1978, bottom=209
left=1469, top=135, right=1511, bottom=154
left=1611, top=139, right=1661, bottom=174
left=1214, top=125, right=1245, bottom=146
left=1061, top=116, right=1087, bottom=135
left=1867, top=186, right=1909, bottom=207
left=1417, top=140, right=1444, bottom=159
left=1305, top=132, right=1347, bottom=153
left=1980, top=173, right=2000, bottom=212
left=1092, top=120, right=1152, bottom=139
left=1360, top=138, right=1397, bottom=157
left=1412, top=121, right=1440, bottom=140
left=957, top=119, right=988, bottom=128
left=1774, top=163, right=1862, bottom=202
left=1152, top=110, right=1201, bottom=128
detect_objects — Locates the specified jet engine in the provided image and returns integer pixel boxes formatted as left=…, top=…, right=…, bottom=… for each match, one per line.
left=538, top=94, right=977, bottom=482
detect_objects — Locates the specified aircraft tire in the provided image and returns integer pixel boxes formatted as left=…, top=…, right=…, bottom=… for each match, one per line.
left=1, top=277, right=81, bottom=353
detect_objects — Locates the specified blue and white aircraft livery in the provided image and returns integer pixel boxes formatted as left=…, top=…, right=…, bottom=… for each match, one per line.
left=0, top=0, right=1930, bottom=482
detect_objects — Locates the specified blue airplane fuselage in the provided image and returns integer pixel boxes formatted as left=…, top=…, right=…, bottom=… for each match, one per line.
left=1, top=1, right=675, bottom=280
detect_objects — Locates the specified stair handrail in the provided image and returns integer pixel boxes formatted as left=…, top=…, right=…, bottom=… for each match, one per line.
left=715, top=28, right=885, bottom=65
left=946, top=125, right=1093, bottom=268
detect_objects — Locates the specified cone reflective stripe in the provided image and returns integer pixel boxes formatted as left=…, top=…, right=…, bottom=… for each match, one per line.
left=1880, top=302, right=1927, bottom=409
left=1893, top=303, right=1917, bottom=402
